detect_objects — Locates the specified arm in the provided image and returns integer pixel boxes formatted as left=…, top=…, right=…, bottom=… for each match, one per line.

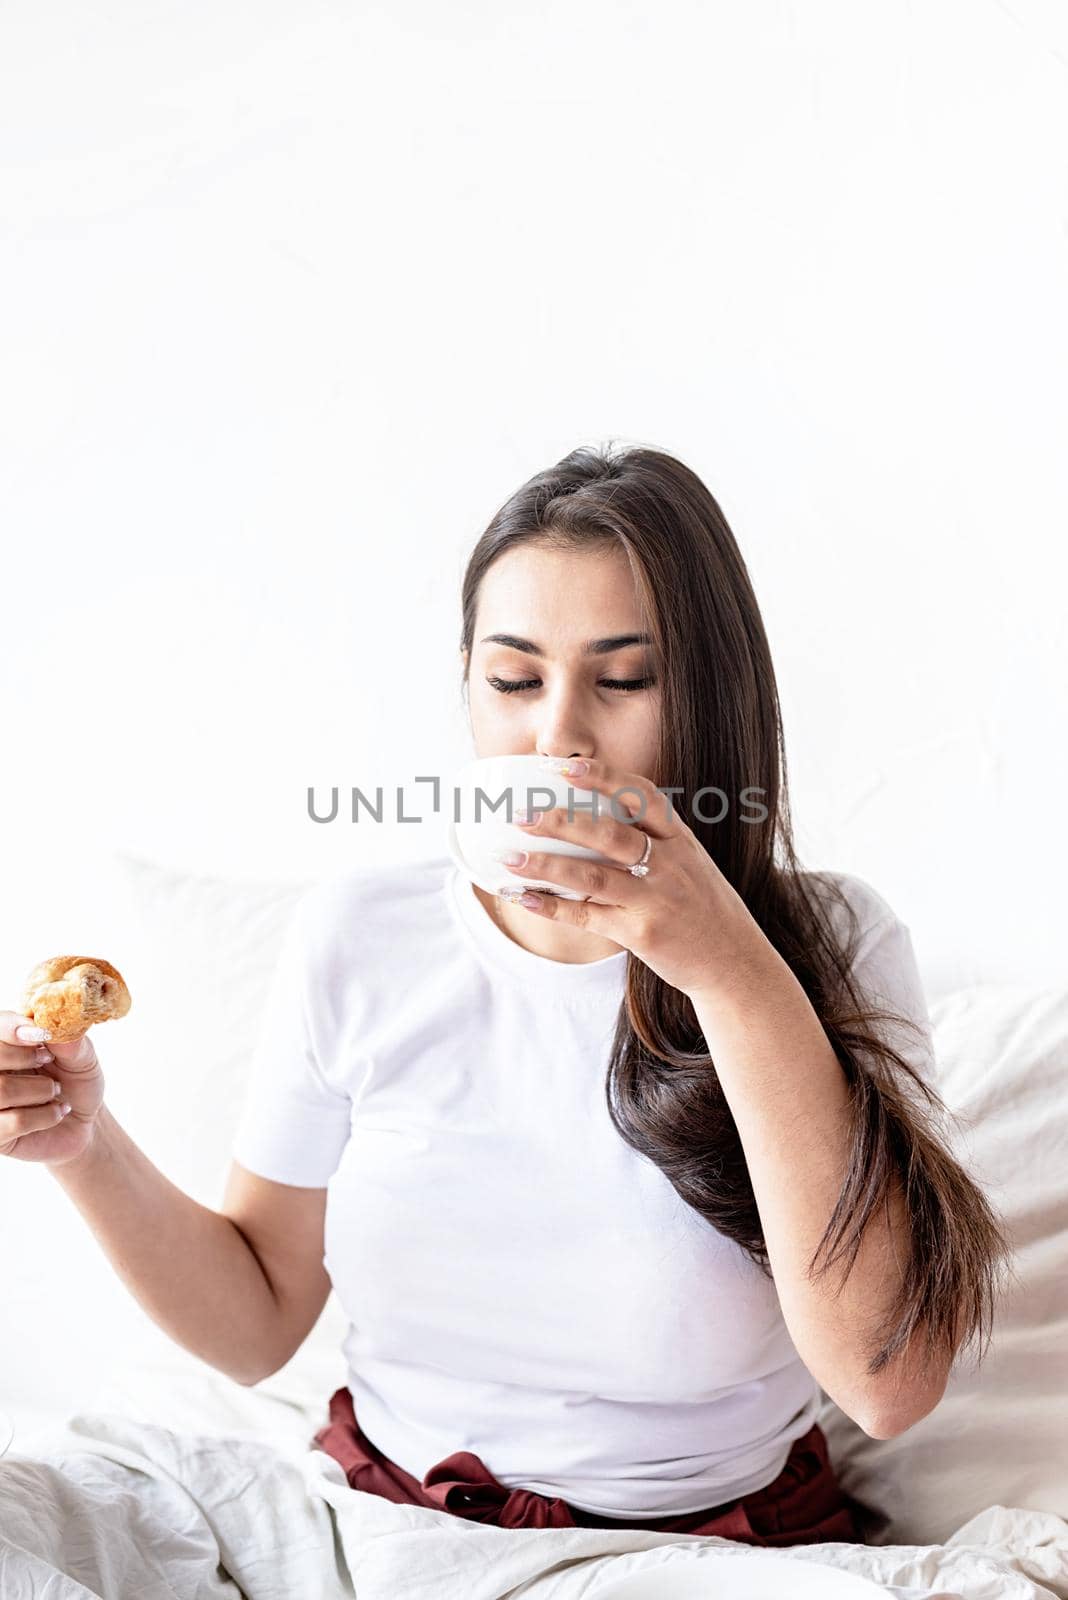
left=498, top=757, right=973, bottom=1435
left=49, top=1103, right=321, bottom=1387
left=689, top=947, right=952, bottom=1439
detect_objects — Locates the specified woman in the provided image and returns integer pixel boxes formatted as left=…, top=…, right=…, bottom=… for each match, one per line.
left=3, top=443, right=1010, bottom=1548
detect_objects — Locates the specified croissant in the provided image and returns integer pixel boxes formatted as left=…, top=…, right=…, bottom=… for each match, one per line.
left=20, top=956, right=131, bottom=1042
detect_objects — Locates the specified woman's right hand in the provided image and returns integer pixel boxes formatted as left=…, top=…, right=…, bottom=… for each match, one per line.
left=0, top=1010, right=106, bottom=1164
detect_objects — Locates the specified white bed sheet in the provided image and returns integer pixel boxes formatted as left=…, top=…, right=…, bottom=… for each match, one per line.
left=1, top=1369, right=1066, bottom=1600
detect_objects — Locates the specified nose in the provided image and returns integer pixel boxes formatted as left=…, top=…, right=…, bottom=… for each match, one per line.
left=531, top=683, right=595, bottom=764
left=536, top=749, right=589, bottom=763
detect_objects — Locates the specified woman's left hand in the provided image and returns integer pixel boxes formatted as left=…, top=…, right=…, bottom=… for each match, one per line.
left=495, top=756, right=772, bottom=1002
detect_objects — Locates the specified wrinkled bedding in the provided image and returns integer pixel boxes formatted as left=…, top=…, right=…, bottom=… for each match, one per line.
left=1, top=1407, right=1066, bottom=1600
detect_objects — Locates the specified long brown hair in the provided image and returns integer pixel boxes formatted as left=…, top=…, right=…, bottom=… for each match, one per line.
left=459, top=441, right=1013, bottom=1390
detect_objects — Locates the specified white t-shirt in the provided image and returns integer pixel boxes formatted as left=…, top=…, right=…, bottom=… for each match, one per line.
left=231, top=852, right=936, bottom=1518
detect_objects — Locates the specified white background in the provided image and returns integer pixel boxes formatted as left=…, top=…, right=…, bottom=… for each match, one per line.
left=3, top=0, right=1067, bottom=1004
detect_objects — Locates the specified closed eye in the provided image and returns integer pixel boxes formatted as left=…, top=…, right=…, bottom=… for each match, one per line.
left=486, top=676, right=655, bottom=695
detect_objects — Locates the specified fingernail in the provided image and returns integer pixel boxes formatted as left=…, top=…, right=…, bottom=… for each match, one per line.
left=16, top=1025, right=51, bottom=1043
left=514, top=809, right=544, bottom=825
left=58, top=1102, right=71, bottom=1116
left=493, top=849, right=528, bottom=866
left=51, top=1080, right=63, bottom=1098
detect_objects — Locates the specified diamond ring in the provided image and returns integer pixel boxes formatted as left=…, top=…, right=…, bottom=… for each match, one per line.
left=627, top=831, right=653, bottom=878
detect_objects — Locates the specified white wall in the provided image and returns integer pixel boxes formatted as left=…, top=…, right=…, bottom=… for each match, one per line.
left=3, top=0, right=1066, bottom=1005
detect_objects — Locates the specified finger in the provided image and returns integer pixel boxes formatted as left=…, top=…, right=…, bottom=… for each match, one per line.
left=0, top=1100, right=71, bottom=1141
left=0, top=1070, right=63, bottom=1109
left=502, top=876, right=633, bottom=934
left=46, top=1030, right=98, bottom=1073
left=0, top=1010, right=53, bottom=1047
left=0, top=1041, right=56, bottom=1071
left=500, top=880, right=628, bottom=938
left=497, top=849, right=640, bottom=908
left=513, top=803, right=649, bottom=865
left=540, top=758, right=675, bottom=835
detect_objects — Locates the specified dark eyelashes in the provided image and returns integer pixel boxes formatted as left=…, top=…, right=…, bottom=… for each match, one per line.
left=486, top=676, right=656, bottom=695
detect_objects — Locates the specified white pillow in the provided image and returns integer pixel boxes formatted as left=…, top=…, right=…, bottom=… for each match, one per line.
left=0, top=842, right=198, bottom=1432
left=94, top=850, right=350, bottom=1417
left=820, top=982, right=1068, bottom=1546
left=98, top=850, right=310, bottom=1209
left=0, top=847, right=346, bottom=1436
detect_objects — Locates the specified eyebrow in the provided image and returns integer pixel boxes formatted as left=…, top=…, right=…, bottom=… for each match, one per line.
left=479, top=632, right=652, bottom=658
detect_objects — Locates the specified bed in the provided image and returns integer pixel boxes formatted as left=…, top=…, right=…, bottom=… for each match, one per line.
left=1, top=851, right=1065, bottom=1598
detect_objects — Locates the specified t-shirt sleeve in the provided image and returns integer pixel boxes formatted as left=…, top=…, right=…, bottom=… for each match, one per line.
left=846, top=910, right=939, bottom=1095
left=231, top=889, right=352, bottom=1187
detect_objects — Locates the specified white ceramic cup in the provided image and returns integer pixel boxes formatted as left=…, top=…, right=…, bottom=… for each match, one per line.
left=446, top=753, right=631, bottom=900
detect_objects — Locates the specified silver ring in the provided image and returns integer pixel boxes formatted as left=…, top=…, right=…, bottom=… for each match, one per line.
left=627, top=831, right=653, bottom=878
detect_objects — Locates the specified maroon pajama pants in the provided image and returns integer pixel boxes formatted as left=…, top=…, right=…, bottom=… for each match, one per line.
left=311, top=1385, right=864, bottom=1545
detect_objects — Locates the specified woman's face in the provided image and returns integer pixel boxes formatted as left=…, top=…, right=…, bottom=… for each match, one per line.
left=463, top=541, right=661, bottom=779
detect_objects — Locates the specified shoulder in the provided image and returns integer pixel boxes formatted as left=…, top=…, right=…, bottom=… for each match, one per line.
left=799, top=869, right=934, bottom=1070
left=797, top=870, right=929, bottom=1012
left=798, top=867, right=906, bottom=957
left=280, top=853, right=458, bottom=1047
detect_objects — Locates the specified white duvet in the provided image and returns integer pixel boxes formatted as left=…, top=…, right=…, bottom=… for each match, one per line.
left=1, top=1378, right=1066, bottom=1600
